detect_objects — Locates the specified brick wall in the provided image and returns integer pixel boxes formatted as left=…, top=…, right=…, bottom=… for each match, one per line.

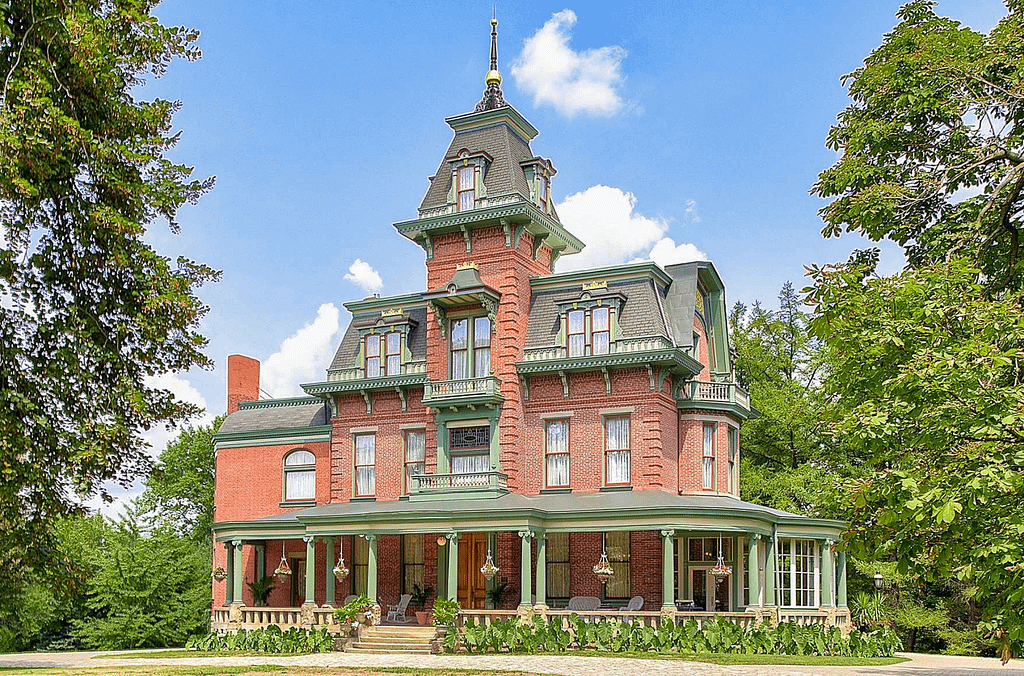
left=214, top=441, right=330, bottom=523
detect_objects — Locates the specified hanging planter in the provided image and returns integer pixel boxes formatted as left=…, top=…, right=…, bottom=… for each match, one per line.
left=333, top=546, right=349, bottom=581
left=274, top=542, right=292, bottom=577
left=710, top=532, right=731, bottom=578
left=212, top=566, right=227, bottom=582
left=479, top=549, right=499, bottom=581
left=593, top=551, right=614, bottom=583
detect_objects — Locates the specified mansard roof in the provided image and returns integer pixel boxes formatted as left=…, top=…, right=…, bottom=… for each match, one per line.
left=419, top=116, right=541, bottom=214
left=328, top=300, right=428, bottom=373
left=218, top=397, right=328, bottom=435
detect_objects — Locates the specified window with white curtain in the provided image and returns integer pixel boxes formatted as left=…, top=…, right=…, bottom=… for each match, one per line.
left=605, top=416, right=630, bottom=485
left=283, top=449, right=315, bottom=501
left=403, top=430, right=426, bottom=494
left=458, top=166, right=475, bottom=211
left=592, top=307, right=610, bottom=355
left=702, top=423, right=716, bottom=490
left=473, top=316, right=491, bottom=376
left=545, top=419, right=570, bottom=488
left=354, top=434, right=376, bottom=497
left=451, top=453, right=489, bottom=474
left=567, top=310, right=585, bottom=357
left=450, top=318, right=468, bottom=380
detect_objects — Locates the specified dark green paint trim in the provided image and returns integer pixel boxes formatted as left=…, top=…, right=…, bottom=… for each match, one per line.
left=344, top=292, right=427, bottom=314
left=279, top=500, right=316, bottom=508
left=530, top=261, right=673, bottom=290
left=301, top=374, right=427, bottom=396
left=214, top=425, right=332, bottom=445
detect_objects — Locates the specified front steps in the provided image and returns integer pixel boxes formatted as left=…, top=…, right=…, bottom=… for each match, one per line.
left=347, top=624, right=437, bottom=654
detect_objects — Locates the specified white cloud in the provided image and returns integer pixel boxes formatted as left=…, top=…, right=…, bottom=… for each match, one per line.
left=556, top=185, right=668, bottom=270
left=343, top=259, right=383, bottom=294
left=643, top=237, right=708, bottom=267
left=511, top=9, right=628, bottom=118
left=556, top=185, right=706, bottom=272
left=261, top=303, right=341, bottom=398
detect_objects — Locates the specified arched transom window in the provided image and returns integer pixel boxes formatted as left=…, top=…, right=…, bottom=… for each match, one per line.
left=283, top=449, right=316, bottom=502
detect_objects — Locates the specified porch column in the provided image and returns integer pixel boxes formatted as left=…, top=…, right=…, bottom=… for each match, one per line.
left=446, top=533, right=459, bottom=601
left=764, top=534, right=777, bottom=606
left=518, top=530, right=533, bottom=609
left=534, top=532, right=547, bottom=609
left=325, top=538, right=335, bottom=605
left=232, top=540, right=244, bottom=605
left=303, top=536, right=316, bottom=605
left=747, top=534, right=761, bottom=607
left=225, top=542, right=234, bottom=604
left=820, top=540, right=834, bottom=608
left=366, top=535, right=378, bottom=603
left=836, top=550, right=848, bottom=607
left=660, top=529, right=675, bottom=611
left=437, top=537, right=448, bottom=599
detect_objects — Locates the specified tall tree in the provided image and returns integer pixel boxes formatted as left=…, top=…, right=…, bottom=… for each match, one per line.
left=810, top=1, right=1024, bottom=659
left=0, top=0, right=218, bottom=592
left=141, top=416, right=223, bottom=544
left=731, top=283, right=848, bottom=515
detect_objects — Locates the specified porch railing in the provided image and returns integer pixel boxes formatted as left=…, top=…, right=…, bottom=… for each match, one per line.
left=211, top=606, right=340, bottom=634
left=411, top=471, right=508, bottom=492
left=423, top=376, right=501, bottom=400
left=779, top=609, right=830, bottom=626
left=456, top=609, right=756, bottom=630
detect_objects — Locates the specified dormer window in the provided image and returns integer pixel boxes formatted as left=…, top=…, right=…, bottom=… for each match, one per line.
left=458, top=166, right=475, bottom=211
left=566, top=306, right=613, bottom=357
left=365, top=330, right=402, bottom=378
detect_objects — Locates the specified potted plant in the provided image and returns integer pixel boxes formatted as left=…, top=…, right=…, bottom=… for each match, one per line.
left=211, top=566, right=227, bottom=582
left=246, top=575, right=276, bottom=607
left=431, top=596, right=460, bottom=627
left=333, top=594, right=374, bottom=633
left=485, top=577, right=513, bottom=609
left=410, top=583, right=434, bottom=625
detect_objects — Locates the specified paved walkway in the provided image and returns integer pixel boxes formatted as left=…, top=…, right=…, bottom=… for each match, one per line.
left=1, top=649, right=1021, bottom=676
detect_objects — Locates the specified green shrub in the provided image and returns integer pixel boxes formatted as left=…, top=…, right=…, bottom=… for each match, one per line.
left=332, top=595, right=374, bottom=625
left=446, top=614, right=903, bottom=657
left=431, top=597, right=460, bottom=626
left=185, top=626, right=332, bottom=653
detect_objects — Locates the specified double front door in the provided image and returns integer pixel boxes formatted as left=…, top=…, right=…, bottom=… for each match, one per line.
left=690, top=567, right=731, bottom=611
left=457, top=533, right=489, bottom=609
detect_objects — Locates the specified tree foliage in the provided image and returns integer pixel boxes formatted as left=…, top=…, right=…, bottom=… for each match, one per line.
left=0, top=0, right=218, bottom=590
left=141, top=416, right=223, bottom=543
left=810, top=1, right=1024, bottom=659
left=812, top=0, right=1024, bottom=290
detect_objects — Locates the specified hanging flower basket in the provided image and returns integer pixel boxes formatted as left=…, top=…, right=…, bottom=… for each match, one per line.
left=710, top=556, right=732, bottom=578
left=593, top=552, right=614, bottom=583
left=212, top=566, right=227, bottom=582
left=274, top=557, right=292, bottom=577
left=479, top=552, right=499, bottom=581
left=333, top=561, right=350, bottom=581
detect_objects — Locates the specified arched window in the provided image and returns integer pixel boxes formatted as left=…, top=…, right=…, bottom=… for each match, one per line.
left=283, top=449, right=316, bottom=502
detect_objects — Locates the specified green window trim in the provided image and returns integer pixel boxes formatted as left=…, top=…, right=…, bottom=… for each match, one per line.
left=448, top=314, right=491, bottom=380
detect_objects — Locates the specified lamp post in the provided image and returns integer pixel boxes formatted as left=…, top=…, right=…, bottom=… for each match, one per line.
left=873, top=572, right=883, bottom=590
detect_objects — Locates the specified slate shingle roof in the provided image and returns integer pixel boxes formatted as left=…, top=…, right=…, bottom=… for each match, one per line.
left=525, top=278, right=672, bottom=348
left=419, top=121, right=536, bottom=211
left=328, top=306, right=428, bottom=372
left=219, top=399, right=328, bottom=435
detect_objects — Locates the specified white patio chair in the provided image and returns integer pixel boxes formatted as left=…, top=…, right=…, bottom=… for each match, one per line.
left=625, top=595, right=644, bottom=611
left=386, top=593, right=413, bottom=623
left=567, top=596, right=601, bottom=612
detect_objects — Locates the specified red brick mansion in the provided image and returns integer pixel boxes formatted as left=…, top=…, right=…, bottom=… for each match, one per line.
left=210, top=18, right=849, bottom=632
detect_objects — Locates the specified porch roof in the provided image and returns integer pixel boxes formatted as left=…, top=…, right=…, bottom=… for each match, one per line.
left=212, top=490, right=845, bottom=542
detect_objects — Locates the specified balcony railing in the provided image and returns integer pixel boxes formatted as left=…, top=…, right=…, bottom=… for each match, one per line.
left=410, top=471, right=508, bottom=493
left=326, top=360, right=426, bottom=382
left=521, top=336, right=675, bottom=362
left=679, top=380, right=750, bottom=409
left=421, top=376, right=502, bottom=408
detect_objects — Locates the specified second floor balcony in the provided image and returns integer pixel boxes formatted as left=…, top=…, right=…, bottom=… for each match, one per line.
left=408, top=470, right=508, bottom=501
left=677, top=380, right=756, bottom=418
left=421, top=376, right=503, bottom=410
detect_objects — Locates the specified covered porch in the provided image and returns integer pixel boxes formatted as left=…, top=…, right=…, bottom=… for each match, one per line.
left=210, top=491, right=850, bottom=633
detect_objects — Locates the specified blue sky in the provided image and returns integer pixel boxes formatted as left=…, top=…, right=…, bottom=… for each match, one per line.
left=100, top=0, right=1006, bottom=508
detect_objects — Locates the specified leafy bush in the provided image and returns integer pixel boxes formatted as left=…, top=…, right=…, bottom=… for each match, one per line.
left=246, top=576, right=276, bottom=607
left=332, top=595, right=374, bottom=625
left=432, top=597, right=460, bottom=626
left=448, top=615, right=903, bottom=657
left=186, top=626, right=332, bottom=653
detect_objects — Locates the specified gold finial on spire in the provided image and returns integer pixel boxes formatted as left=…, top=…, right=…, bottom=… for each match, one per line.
left=485, top=6, right=501, bottom=86
left=475, top=7, right=508, bottom=112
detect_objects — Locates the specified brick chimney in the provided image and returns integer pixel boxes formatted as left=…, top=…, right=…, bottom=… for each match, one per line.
left=227, top=354, right=260, bottom=415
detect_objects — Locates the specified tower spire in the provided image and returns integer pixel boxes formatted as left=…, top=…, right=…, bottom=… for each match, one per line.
left=475, top=8, right=507, bottom=112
